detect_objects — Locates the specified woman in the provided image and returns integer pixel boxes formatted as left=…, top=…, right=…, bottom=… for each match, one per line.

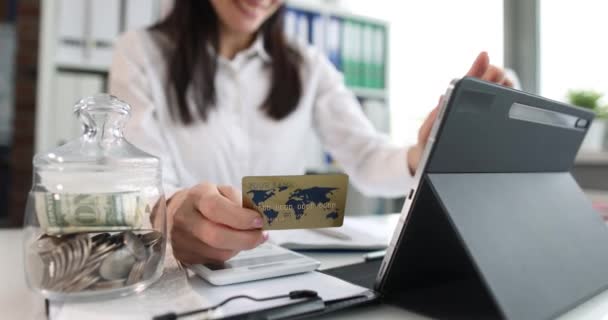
left=109, top=0, right=511, bottom=264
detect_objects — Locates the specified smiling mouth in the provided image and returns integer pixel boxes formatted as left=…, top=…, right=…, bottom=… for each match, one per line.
left=234, top=0, right=272, bottom=19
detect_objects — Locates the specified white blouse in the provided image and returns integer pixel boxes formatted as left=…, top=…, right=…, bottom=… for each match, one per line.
left=109, top=30, right=412, bottom=198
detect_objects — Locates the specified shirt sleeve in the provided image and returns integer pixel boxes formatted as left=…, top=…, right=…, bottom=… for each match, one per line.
left=108, top=31, right=182, bottom=198
left=312, top=51, right=413, bottom=197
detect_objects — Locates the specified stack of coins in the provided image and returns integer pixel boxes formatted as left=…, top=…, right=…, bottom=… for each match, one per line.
left=34, top=230, right=163, bottom=292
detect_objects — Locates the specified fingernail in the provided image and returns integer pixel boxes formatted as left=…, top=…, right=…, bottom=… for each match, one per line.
left=253, top=218, right=263, bottom=228
left=262, top=231, right=269, bottom=242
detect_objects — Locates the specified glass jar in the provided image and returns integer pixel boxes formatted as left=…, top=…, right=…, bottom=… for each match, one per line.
left=23, top=94, right=166, bottom=300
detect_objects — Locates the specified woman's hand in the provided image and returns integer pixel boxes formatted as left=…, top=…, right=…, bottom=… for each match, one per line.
left=169, top=183, right=267, bottom=264
left=407, top=52, right=514, bottom=174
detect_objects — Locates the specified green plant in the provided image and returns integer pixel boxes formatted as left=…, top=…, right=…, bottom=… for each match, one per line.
left=567, top=89, right=608, bottom=119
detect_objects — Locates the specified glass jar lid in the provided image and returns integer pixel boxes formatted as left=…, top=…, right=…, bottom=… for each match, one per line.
left=34, top=94, right=159, bottom=171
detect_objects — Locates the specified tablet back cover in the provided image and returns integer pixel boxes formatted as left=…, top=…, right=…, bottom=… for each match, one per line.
left=381, top=78, right=608, bottom=320
left=429, top=172, right=608, bottom=320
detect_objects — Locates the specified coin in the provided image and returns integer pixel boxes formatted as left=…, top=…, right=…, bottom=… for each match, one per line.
left=74, top=237, right=84, bottom=272
left=91, top=279, right=125, bottom=290
left=38, top=251, right=54, bottom=287
left=140, top=231, right=163, bottom=247
left=89, top=239, right=118, bottom=262
left=91, top=242, right=111, bottom=257
left=92, top=232, right=110, bottom=244
left=70, top=235, right=88, bottom=272
left=35, top=231, right=158, bottom=292
left=35, top=235, right=61, bottom=254
left=64, top=240, right=76, bottom=277
left=151, top=239, right=162, bottom=253
left=31, top=253, right=50, bottom=288
left=109, top=232, right=125, bottom=246
left=60, top=235, right=82, bottom=280
left=126, top=260, right=145, bottom=285
left=85, top=245, right=116, bottom=267
left=55, top=245, right=67, bottom=280
left=48, top=252, right=59, bottom=282
left=68, top=275, right=99, bottom=292
left=73, top=236, right=86, bottom=274
left=38, top=234, right=91, bottom=291
left=142, top=250, right=162, bottom=280
left=99, top=247, right=136, bottom=281
left=88, top=235, right=119, bottom=261
left=78, top=235, right=91, bottom=271
left=58, top=261, right=100, bottom=291
left=123, top=231, right=147, bottom=261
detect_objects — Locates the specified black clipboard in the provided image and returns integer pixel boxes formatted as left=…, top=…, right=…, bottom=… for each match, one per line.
left=295, top=78, right=608, bottom=320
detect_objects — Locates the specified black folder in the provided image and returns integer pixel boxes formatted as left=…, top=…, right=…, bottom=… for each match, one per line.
left=297, top=77, right=608, bottom=320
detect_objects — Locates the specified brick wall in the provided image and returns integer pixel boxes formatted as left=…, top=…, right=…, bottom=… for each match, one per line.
left=8, top=0, right=39, bottom=226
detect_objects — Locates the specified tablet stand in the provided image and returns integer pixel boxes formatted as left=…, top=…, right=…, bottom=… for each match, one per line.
left=380, top=171, right=608, bottom=320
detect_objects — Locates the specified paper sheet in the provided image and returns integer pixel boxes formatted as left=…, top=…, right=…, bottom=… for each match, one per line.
left=268, top=214, right=399, bottom=250
left=51, top=252, right=370, bottom=320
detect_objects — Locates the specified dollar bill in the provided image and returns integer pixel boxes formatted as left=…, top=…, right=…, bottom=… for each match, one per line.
left=34, top=192, right=145, bottom=234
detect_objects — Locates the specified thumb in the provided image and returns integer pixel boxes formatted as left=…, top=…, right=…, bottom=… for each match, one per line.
left=466, top=51, right=490, bottom=78
left=418, top=105, right=440, bottom=146
left=218, top=185, right=242, bottom=206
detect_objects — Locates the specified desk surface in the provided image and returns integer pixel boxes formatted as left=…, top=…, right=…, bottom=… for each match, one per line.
left=4, top=209, right=608, bottom=320
left=576, top=151, right=608, bottom=166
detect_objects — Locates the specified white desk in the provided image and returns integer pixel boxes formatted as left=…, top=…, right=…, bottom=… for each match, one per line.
left=4, top=211, right=608, bottom=320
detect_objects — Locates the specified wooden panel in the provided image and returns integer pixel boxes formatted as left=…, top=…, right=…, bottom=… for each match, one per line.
left=8, top=0, right=40, bottom=227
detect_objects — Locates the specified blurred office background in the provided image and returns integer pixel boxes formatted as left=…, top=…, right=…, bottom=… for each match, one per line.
left=1, top=0, right=607, bottom=227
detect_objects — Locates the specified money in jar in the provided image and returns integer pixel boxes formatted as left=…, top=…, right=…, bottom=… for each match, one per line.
left=23, top=94, right=167, bottom=300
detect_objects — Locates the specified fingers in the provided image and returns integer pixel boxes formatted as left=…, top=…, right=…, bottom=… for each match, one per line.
left=173, top=202, right=266, bottom=252
left=466, top=51, right=490, bottom=78
left=406, top=145, right=422, bottom=176
left=171, top=227, right=238, bottom=264
left=192, top=184, right=263, bottom=230
left=194, top=216, right=266, bottom=251
left=467, top=51, right=515, bottom=88
left=482, top=65, right=505, bottom=83
left=170, top=183, right=268, bottom=265
left=502, top=77, right=514, bottom=88
left=218, top=185, right=242, bottom=205
left=417, top=105, right=440, bottom=146
left=411, top=98, right=441, bottom=174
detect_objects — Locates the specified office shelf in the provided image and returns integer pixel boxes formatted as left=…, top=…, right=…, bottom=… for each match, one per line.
left=55, top=62, right=109, bottom=73
left=575, top=151, right=608, bottom=165
left=350, top=87, right=388, bottom=100
left=573, top=151, right=608, bottom=191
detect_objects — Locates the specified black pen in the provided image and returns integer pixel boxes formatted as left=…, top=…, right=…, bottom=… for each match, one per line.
left=153, top=291, right=323, bottom=320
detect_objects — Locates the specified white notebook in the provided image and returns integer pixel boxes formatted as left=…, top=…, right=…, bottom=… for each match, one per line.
left=51, top=258, right=369, bottom=320
left=268, top=214, right=398, bottom=250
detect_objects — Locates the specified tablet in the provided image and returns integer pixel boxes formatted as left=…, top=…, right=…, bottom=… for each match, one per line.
left=375, top=78, right=459, bottom=285
left=377, top=77, right=597, bottom=289
left=189, top=243, right=320, bottom=285
left=371, top=77, right=608, bottom=319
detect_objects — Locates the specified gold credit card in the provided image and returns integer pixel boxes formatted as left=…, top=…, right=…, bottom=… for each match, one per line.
left=242, top=174, right=348, bottom=230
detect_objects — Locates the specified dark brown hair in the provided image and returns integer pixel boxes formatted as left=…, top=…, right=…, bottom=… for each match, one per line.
left=150, top=1, right=302, bottom=124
